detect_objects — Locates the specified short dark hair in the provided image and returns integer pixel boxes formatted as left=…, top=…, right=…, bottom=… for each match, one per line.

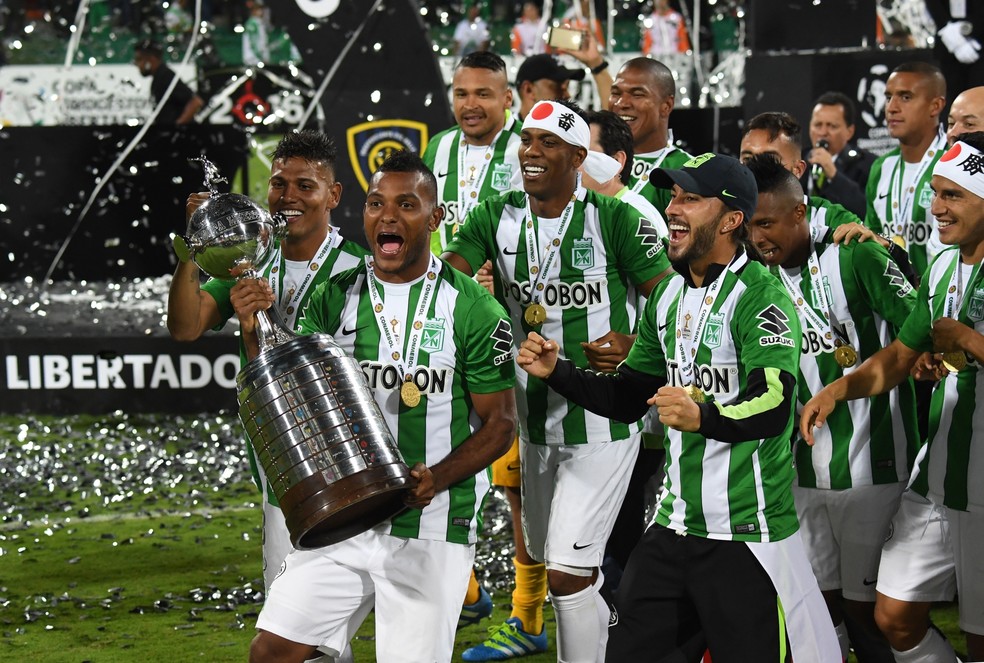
left=744, top=112, right=803, bottom=151
left=134, top=39, right=163, bottom=58
left=374, top=150, right=438, bottom=202
left=814, top=91, right=856, bottom=127
left=553, top=97, right=587, bottom=121
left=456, top=50, right=508, bottom=75
left=272, top=130, right=337, bottom=176
left=620, top=56, right=676, bottom=100
left=953, top=130, right=984, bottom=152
left=893, top=61, right=947, bottom=98
left=585, top=110, right=634, bottom=185
left=744, top=152, right=803, bottom=200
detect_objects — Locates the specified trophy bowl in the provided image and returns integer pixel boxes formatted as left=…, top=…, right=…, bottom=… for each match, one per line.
left=173, top=193, right=286, bottom=279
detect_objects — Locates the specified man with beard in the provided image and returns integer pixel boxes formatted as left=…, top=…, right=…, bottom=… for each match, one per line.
left=424, top=50, right=522, bottom=255
left=444, top=99, right=670, bottom=662
left=246, top=151, right=517, bottom=663
left=516, top=152, right=840, bottom=662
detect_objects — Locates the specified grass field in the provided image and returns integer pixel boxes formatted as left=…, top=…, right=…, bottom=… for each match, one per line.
left=0, top=413, right=966, bottom=662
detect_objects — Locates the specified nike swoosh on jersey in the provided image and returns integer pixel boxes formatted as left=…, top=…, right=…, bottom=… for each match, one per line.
left=503, top=247, right=520, bottom=255
left=572, top=541, right=592, bottom=550
left=436, top=170, right=449, bottom=178
left=658, top=319, right=670, bottom=332
left=341, top=325, right=366, bottom=336
left=877, top=192, right=889, bottom=200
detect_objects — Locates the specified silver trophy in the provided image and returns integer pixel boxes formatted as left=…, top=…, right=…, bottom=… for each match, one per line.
left=173, top=159, right=411, bottom=549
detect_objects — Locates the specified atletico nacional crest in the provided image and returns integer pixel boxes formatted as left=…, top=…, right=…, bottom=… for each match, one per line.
left=420, top=318, right=446, bottom=353
left=347, top=119, right=429, bottom=191
left=703, top=313, right=724, bottom=349
left=572, top=238, right=594, bottom=270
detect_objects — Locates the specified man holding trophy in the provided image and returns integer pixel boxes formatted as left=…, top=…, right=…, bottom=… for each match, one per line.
left=244, top=151, right=518, bottom=663
left=166, top=130, right=368, bottom=593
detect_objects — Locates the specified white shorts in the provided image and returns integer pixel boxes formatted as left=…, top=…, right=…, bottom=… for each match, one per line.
left=792, top=481, right=904, bottom=601
left=520, top=433, right=638, bottom=569
left=254, top=457, right=294, bottom=593
left=877, top=490, right=984, bottom=635
left=256, top=525, right=475, bottom=662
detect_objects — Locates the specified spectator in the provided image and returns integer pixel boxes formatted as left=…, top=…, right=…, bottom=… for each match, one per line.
left=453, top=5, right=490, bottom=56
left=133, top=40, right=204, bottom=125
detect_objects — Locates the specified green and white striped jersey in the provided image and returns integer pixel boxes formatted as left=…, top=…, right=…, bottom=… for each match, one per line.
left=773, top=234, right=919, bottom=490
left=297, top=261, right=516, bottom=544
left=864, top=135, right=947, bottom=278
left=446, top=187, right=670, bottom=445
left=623, top=255, right=801, bottom=542
left=201, top=233, right=368, bottom=365
left=423, top=113, right=522, bottom=254
left=626, top=145, right=693, bottom=216
left=898, top=247, right=984, bottom=513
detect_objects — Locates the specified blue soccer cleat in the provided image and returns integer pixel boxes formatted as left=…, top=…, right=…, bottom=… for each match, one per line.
left=461, top=617, right=548, bottom=660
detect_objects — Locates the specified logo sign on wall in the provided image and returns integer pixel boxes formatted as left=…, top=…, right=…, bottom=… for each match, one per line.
left=855, top=64, right=896, bottom=156
left=347, top=120, right=429, bottom=192
left=199, top=65, right=321, bottom=131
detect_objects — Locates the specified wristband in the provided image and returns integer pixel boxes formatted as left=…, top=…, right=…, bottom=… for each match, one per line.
left=590, top=60, right=608, bottom=75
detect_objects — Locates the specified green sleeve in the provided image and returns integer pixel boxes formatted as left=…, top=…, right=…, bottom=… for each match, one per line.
left=200, top=277, right=236, bottom=330
left=897, top=265, right=944, bottom=353
left=443, top=199, right=496, bottom=272
left=623, top=277, right=671, bottom=377
left=458, top=286, right=517, bottom=394
left=732, top=275, right=801, bottom=375
left=297, top=279, right=342, bottom=337
left=851, top=241, right=916, bottom=328
left=609, top=200, right=671, bottom=285
left=864, top=159, right=883, bottom=233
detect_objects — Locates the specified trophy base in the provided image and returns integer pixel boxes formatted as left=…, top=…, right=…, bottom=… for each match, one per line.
left=280, top=462, right=412, bottom=550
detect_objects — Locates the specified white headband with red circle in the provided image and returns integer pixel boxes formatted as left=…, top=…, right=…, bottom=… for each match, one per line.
left=934, top=141, right=984, bottom=199
left=521, top=100, right=590, bottom=150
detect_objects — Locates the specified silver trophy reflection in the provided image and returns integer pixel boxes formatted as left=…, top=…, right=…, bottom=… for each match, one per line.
left=173, top=159, right=410, bottom=549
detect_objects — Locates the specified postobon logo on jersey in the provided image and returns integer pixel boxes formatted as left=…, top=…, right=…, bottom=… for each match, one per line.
left=360, top=361, right=450, bottom=395
left=666, top=361, right=737, bottom=396
left=505, top=279, right=607, bottom=309
left=801, top=329, right=836, bottom=357
left=885, top=220, right=934, bottom=246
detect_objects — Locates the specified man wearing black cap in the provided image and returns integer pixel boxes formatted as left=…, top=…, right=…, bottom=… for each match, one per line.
left=516, top=153, right=840, bottom=661
left=133, top=39, right=203, bottom=125
left=515, top=48, right=611, bottom=120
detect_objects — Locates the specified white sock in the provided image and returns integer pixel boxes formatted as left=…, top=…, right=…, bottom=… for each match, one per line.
left=891, top=628, right=957, bottom=663
left=549, top=572, right=608, bottom=663
left=834, top=621, right=850, bottom=661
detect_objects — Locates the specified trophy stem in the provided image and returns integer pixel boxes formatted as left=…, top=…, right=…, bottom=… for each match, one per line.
left=255, top=304, right=298, bottom=352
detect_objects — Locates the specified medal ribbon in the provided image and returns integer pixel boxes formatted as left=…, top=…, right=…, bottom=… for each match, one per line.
left=942, top=252, right=979, bottom=321
left=364, top=254, right=442, bottom=384
left=456, top=127, right=505, bottom=221
left=776, top=233, right=839, bottom=344
left=675, top=250, right=748, bottom=386
left=269, top=226, right=338, bottom=329
left=523, top=185, right=581, bottom=306
left=629, top=145, right=671, bottom=195
left=887, top=129, right=945, bottom=237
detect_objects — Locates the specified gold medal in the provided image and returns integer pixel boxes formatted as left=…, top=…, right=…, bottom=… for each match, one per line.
left=524, top=303, right=547, bottom=327
left=685, top=384, right=705, bottom=403
left=400, top=380, right=421, bottom=408
left=942, top=351, right=967, bottom=372
left=834, top=345, right=858, bottom=368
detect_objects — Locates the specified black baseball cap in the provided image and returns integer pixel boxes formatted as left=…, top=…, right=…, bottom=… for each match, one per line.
left=516, top=54, right=586, bottom=87
left=650, top=153, right=757, bottom=220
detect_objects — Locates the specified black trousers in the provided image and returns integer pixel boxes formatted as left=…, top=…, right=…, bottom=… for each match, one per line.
left=606, top=525, right=793, bottom=663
